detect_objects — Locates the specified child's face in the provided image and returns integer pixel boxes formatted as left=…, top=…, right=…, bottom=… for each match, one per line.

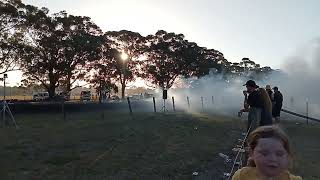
left=252, top=137, right=290, bottom=177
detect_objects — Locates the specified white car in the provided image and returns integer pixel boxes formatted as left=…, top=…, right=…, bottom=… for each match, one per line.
left=33, top=92, right=49, bottom=101
left=110, top=95, right=120, bottom=101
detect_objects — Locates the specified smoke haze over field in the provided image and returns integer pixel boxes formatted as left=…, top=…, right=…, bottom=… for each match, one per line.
left=273, top=39, right=320, bottom=117
left=167, top=39, right=320, bottom=119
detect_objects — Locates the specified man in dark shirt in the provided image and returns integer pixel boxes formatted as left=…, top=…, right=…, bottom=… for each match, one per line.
left=240, top=80, right=265, bottom=133
left=247, top=90, right=264, bottom=109
left=272, top=86, right=283, bottom=123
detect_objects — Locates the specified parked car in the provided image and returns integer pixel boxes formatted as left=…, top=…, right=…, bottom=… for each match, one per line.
left=110, top=95, right=120, bottom=101
left=80, top=91, right=91, bottom=101
left=32, top=92, right=49, bottom=101
left=55, top=91, right=70, bottom=101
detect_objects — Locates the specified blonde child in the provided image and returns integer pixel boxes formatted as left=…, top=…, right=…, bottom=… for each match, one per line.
left=232, top=126, right=302, bottom=180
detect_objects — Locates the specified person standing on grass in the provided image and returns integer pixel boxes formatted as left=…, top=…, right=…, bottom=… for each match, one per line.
left=266, top=85, right=274, bottom=103
left=240, top=80, right=264, bottom=133
left=239, top=80, right=272, bottom=133
left=260, top=86, right=273, bottom=126
left=232, top=125, right=302, bottom=180
left=272, top=86, right=283, bottom=124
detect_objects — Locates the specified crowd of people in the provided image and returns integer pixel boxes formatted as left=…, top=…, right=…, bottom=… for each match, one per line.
left=239, top=80, right=283, bottom=132
left=232, top=80, right=301, bottom=179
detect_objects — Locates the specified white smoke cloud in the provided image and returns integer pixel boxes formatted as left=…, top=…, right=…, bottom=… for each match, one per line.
left=277, top=39, right=320, bottom=118
left=167, top=76, right=246, bottom=116
left=166, top=38, right=320, bottom=120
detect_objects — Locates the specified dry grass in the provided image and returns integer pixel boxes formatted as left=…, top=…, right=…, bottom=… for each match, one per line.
left=0, top=95, right=32, bottom=100
left=0, top=111, right=318, bottom=180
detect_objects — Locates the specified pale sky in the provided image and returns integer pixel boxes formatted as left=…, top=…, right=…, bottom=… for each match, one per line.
left=7, top=0, right=320, bottom=86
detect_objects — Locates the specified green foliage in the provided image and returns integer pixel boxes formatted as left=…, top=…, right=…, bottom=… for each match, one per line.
left=19, top=9, right=102, bottom=98
left=0, top=1, right=274, bottom=96
left=141, top=30, right=226, bottom=89
left=0, top=0, right=27, bottom=74
left=101, top=30, right=146, bottom=98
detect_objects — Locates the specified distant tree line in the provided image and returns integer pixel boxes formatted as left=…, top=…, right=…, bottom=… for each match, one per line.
left=0, top=0, right=273, bottom=99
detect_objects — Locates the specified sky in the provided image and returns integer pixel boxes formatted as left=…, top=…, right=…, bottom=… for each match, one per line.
left=6, top=0, right=320, bottom=86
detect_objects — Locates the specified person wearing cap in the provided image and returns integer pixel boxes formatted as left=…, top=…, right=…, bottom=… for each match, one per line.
left=272, top=86, right=283, bottom=123
left=265, top=85, right=274, bottom=102
left=240, top=80, right=264, bottom=132
left=240, top=80, right=272, bottom=132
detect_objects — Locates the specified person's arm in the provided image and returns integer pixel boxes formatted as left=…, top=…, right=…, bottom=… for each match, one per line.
left=242, top=91, right=250, bottom=112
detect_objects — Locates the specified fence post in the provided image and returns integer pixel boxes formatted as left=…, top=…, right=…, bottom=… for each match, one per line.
left=212, top=96, right=214, bottom=106
left=201, top=97, right=204, bottom=111
left=153, top=97, right=157, bottom=113
left=61, top=100, right=66, bottom=121
left=306, top=101, right=309, bottom=125
left=172, top=96, right=176, bottom=112
left=187, top=96, right=190, bottom=110
left=127, top=97, right=133, bottom=115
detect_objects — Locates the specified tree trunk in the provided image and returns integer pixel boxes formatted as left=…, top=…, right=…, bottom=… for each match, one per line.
left=98, top=91, right=102, bottom=103
left=66, top=72, right=72, bottom=93
left=121, top=73, right=126, bottom=99
left=99, top=80, right=102, bottom=103
left=48, top=70, right=56, bottom=99
left=121, top=82, right=125, bottom=99
left=48, top=84, right=56, bottom=99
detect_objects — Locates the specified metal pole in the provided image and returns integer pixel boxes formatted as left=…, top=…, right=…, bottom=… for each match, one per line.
left=3, top=75, right=6, bottom=126
left=187, top=96, right=190, bottom=110
left=201, top=97, right=204, bottom=111
left=153, top=97, right=156, bottom=113
left=281, top=109, right=320, bottom=123
left=306, top=101, right=309, bottom=125
left=212, top=96, right=214, bottom=106
left=3, top=76, right=5, bottom=101
left=172, top=96, right=176, bottom=112
left=127, top=97, right=133, bottom=115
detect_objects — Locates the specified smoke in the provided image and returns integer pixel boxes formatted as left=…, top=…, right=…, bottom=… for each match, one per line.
left=167, top=76, right=246, bottom=117
left=275, top=39, right=320, bottom=118
left=165, top=39, right=320, bottom=120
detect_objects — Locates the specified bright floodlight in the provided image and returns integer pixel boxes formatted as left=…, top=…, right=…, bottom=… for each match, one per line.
left=121, top=52, right=129, bottom=61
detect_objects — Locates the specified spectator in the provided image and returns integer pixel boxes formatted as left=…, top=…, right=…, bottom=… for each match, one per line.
left=273, top=86, right=283, bottom=123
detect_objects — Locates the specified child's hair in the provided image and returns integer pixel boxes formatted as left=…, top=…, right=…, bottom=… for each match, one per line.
left=247, top=125, right=292, bottom=167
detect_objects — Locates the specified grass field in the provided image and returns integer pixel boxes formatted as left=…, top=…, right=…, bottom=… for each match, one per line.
left=0, top=111, right=319, bottom=180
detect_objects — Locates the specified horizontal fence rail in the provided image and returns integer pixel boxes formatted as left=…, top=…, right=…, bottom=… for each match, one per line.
left=281, top=109, right=320, bottom=123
